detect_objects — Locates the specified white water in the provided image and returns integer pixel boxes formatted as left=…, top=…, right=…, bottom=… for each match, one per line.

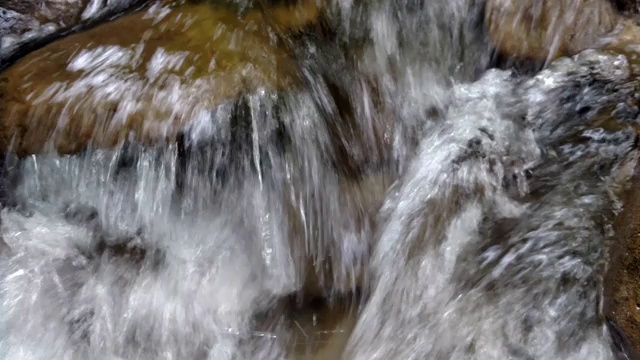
left=0, top=0, right=638, bottom=359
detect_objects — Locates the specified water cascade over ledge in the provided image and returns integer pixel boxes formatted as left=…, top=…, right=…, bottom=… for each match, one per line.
left=1, top=0, right=640, bottom=359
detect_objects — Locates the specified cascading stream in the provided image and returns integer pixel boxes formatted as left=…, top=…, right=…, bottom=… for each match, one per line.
left=0, top=0, right=639, bottom=359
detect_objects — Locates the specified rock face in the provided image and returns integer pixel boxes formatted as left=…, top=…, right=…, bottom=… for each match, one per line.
left=341, top=48, right=640, bottom=360
left=483, top=0, right=640, bottom=65
left=607, top=172, right=640, bottom=359
left=0, top=1, right=320, bottom=156
left=0, top=0, right=85, bottom=46
left=485, top=0, right=621, bottom=62
left=0, top=0, right=116, bottom=51
left=508, top=49, right=640, bottom=358
left=0, top=7, right=42, bottom=43
left=1, top=0, right=88, bottom=26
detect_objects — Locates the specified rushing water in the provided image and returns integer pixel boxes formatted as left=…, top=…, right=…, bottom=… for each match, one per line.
left=0, top=0, right=639, bottom=359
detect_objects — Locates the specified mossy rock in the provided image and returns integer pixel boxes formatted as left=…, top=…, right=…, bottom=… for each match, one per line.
left=0, top=0, right=323, bottom=156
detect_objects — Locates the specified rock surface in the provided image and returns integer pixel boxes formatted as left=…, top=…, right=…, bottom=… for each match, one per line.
left=521, top=49, right=640, bottom=359
left=343, top=48, right=640, bottom=360
left=485, top=0, right=621, bottom=62
left=0, top=0, right=129, bottom=52
left=510, top=50, right=640, bottom=359
left=607, top=171, right=640, bottom=359
left=484, top=0, right=640, bottom=66
left=0, top=0, right=323, bottom=156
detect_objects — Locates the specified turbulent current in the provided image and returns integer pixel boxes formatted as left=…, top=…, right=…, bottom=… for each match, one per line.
left=0, top=0, right=639, bottom=359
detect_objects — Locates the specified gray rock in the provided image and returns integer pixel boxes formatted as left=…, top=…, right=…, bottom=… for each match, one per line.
left=0, top=7, right=40, bottom=38
left=0, top=0, right=140, bottom=58
left=521, top=50, right=639, bottom=147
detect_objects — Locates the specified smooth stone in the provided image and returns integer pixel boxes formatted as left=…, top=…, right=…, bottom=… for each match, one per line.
left=0, top=0, right=322, bottom=156
left=485, top=0, right=620, bottom=62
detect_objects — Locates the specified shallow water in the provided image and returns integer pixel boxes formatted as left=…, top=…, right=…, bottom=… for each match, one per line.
left=0, top=0, right=639, bottom=359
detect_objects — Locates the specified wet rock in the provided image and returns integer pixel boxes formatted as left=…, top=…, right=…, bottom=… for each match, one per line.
left=1, top=0, right=84, bottom=53
left=0, top=0, right=148, bottom=55
left=606, top=166, right=640, bottom=358
left=514, top=49, right=640, bottom=359
left=0, top=1, right=322, bottom=156
left=485, top=0, right=621, bottom=62
left=342, top=48, right=639, bottom=360
left=2, top=0, right=87, bottom=26
left=521, top=50, right=640, bottom=146
left=0, top=7, right=41, bottom=39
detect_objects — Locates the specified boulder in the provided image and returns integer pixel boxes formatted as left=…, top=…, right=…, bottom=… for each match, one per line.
left=485, top=0, right=621, bottom=62
left=0, top=7, right=41, bottom=42
left=344, top=48, right=640, bottom=360
left=0, top=0, right=323, bottom=156
left=2, top=0, right=89, bottom=26
left=606, top=171, right=640, bottom=359
left=0, top=0, right=145, bottom=52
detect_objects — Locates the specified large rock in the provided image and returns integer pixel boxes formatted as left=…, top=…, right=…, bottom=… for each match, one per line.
left=2, top=0, right=89, bottom=26
left=607, top=171, right=640, bottom=359
left=0, top=0, right=324, bottom=156
left=485, top=0, right=623, bottom=62
left=344, top=49, right=640, bottom=359
left=0, top=0, right=145, bottom=52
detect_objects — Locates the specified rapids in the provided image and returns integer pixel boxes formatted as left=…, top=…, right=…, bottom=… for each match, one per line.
left=0, top=0, right=639, bottom=359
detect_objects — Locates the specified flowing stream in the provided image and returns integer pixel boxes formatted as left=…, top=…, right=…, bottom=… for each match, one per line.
left=0, top=0, right=639, bottom=359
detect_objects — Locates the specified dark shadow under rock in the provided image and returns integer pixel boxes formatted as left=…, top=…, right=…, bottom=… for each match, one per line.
left=615, top=0, right=640, bottom=14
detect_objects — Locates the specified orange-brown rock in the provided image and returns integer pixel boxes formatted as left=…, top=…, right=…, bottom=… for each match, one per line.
left=485, top=0, right=621, bottom=62
left=605, top=170, right=640, bottom=357
left=0, top=0, right=323, bottom=156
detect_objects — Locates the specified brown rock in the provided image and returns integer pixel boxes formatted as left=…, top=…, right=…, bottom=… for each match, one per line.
left=605, top=171, right=640, bottom=357
left=485, top=0, right=621, bottom=62
left=0, top=1, right=318, bottom=156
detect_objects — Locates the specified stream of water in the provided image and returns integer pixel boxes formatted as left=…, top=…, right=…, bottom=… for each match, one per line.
left=0, top=0, right=638, bottom=359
